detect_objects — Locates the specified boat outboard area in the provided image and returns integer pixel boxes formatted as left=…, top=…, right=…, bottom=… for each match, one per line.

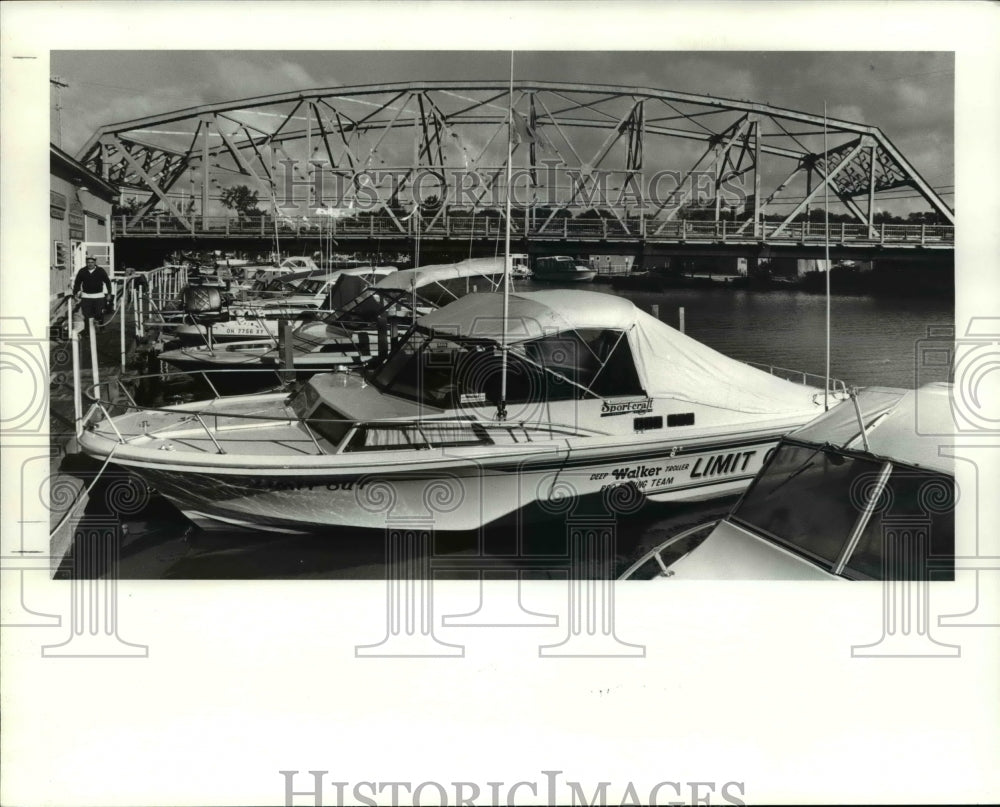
left=78, top=288, right=842, bottom=533
left=149, top=262, right=332, bottom=342
left=155, top=256, right=509, bottom=394
left=165, top=265, right=397, bottom=346
left=155, top=265, right=396, bottom=388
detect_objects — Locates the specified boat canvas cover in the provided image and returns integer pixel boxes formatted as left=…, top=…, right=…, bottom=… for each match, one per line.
left=418, top=290, right=819, bottom=414
left=375, top=257, right=505, bottom=294
left=322, top=267, right=395, bottom=311
left=791, top=383, right=953, bottom=474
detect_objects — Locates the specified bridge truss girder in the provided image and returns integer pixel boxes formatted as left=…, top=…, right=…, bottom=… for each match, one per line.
left=78, top=81, right=954, bottom=234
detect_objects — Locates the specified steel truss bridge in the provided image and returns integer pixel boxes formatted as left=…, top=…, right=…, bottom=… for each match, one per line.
left=80, top=81, right=954, bottom=255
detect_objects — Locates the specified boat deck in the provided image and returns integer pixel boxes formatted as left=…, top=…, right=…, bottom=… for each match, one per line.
left=88, top=407, right=587, bottom=460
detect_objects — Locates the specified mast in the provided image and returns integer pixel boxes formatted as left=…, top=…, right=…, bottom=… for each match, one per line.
left=824, top=102, right=831, bottom=411
left=498, top=53, right=514, bottom=421
left=412, top=207, right=420, bottom=327
left=413, top=106, right=422, bottom=327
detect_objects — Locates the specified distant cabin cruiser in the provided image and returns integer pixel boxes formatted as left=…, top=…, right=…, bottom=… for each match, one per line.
left=157, top=257, right=507, bottom=393
left=532, top=255, right=597, bottom=282
left=79, top=290, right=840, bottom=533
left=245, top=255, right=320, bottom=282
left=509, top=253, right=531, bottom=278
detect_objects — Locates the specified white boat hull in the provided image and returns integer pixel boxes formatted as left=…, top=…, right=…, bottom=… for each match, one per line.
left=533, top=269, right=597, bottom=282
left=94, top=429, right=782, bottom=533
left=80, top=288, right=838, bottom=534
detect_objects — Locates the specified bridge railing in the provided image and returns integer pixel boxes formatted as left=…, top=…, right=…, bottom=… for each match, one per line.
left=113, top=213, right=954, bottom=246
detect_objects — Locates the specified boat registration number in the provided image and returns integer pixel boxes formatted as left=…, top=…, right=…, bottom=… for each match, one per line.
left=245, top=478, right=370, bottom=491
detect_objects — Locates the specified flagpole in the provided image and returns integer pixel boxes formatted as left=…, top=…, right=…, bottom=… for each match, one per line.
left=498, top=52, right=514, bottom=421
left=824, top=101, right=831, bottom=411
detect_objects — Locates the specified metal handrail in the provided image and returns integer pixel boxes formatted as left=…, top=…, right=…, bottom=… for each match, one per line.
left=194, top=413, right=226, bottom=454
left=618, top=519, right=721, bottom=580
left=746, top=361, right=848, bottom=394
left=115, top=214, right=955, bottom=246
left=79, top=371, right=607, bottom=445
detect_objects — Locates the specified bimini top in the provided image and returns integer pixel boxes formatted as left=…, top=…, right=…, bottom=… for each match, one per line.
left=418, top=290, right=636, bottom=338
left=375, top=257, right=505, bottom=293
left=324, top=266, right=396, bottom=310
left=418, top=290, right=822, bottom=415
left=295, top=267, right=391, bottom=291
left=791, top=383, right=954, bottom=474
left=340, top=265, right=396, bottom=277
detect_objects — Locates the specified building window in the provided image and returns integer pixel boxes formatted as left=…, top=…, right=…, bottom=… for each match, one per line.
left=53, top=241, right=68, bottom=269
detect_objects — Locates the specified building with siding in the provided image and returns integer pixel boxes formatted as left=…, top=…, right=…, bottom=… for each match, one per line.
left=50, top=144, right=117, bottom=310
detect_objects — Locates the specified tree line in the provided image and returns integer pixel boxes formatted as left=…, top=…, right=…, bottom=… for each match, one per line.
left=114, top=184, right=950, bottom=226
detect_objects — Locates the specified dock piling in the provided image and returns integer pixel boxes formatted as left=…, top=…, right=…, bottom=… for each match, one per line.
left=88, top=317, right=100, bottom=391
left=69, top=297, right=83, bottom=437
left=140, top=283, right=149, bottom=337
left=279, top=319, right=294, bottom=384
left=679, top=306, right=686, bottom=333
left=119, top=278, right=127, bottom=372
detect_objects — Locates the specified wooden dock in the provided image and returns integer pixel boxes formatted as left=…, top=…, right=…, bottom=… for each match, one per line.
left=48, top=292, right=157, bottom=575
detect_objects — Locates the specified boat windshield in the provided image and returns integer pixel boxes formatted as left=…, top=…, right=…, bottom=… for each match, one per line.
left=367, top=325, right=644, bottom=408
left=290, top=324, right=354, bottom=354
left=731, top=440, right=954, bottom=579
left=252, top=276, right=301, bottom=296
left=537, top=256, right=581, bottom=270
left=296, top=278, right=328, bottom=295
left=325, top=274, right=373, bottom=312
left=324, top=288, right=430, bottom=328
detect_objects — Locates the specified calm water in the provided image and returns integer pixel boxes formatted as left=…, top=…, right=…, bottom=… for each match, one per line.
left=68, top=280, right=953, bottom=579
left=593, top=283, right=953, bottom=389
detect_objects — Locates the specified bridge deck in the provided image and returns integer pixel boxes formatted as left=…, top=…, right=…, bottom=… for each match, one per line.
left=114, top=214, right=953, bottom=250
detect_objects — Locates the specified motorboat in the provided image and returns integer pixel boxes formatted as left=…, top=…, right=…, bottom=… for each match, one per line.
left=618, top=384, right=955, bottom=580
left=365, top=255, right=507, bottom=306
left=532, top=255, right=597, bottom=282
left=79, top=289, right=841, bottom=533
left=151, top=263, right=329, bottom=335
left=156, top=257, right=506, bottom=393
left=238, top=266, right=328, bottom=303
left=243, top=255, right=320, bottom=283
left=509, top=253, right=531, bottom=278
left=216, top=255, right=323, bottom=296
left=167, top=267, right=394, bottom=346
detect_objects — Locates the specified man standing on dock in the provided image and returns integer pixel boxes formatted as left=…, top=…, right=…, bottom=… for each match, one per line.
left=73, top=255, right=113, bottom=329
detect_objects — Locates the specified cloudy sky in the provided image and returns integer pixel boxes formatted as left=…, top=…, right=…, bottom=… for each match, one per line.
left=51, top=50, right=954, bottom=202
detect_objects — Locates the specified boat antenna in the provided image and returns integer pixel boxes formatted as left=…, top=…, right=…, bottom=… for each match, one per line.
left=412, top=206, right=420, bottom=327
left=824, top=101, right=831, bottom=411
left=268, top=152, right=281, bottom=265
left=497, top=52, right=514, bottom=422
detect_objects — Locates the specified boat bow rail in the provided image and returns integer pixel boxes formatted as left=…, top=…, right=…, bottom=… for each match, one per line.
left=745, top=361, right=848, bottom=404
left=619, top=519, right=722, bottom=579
left=78, top=372, right=604, bottom=459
